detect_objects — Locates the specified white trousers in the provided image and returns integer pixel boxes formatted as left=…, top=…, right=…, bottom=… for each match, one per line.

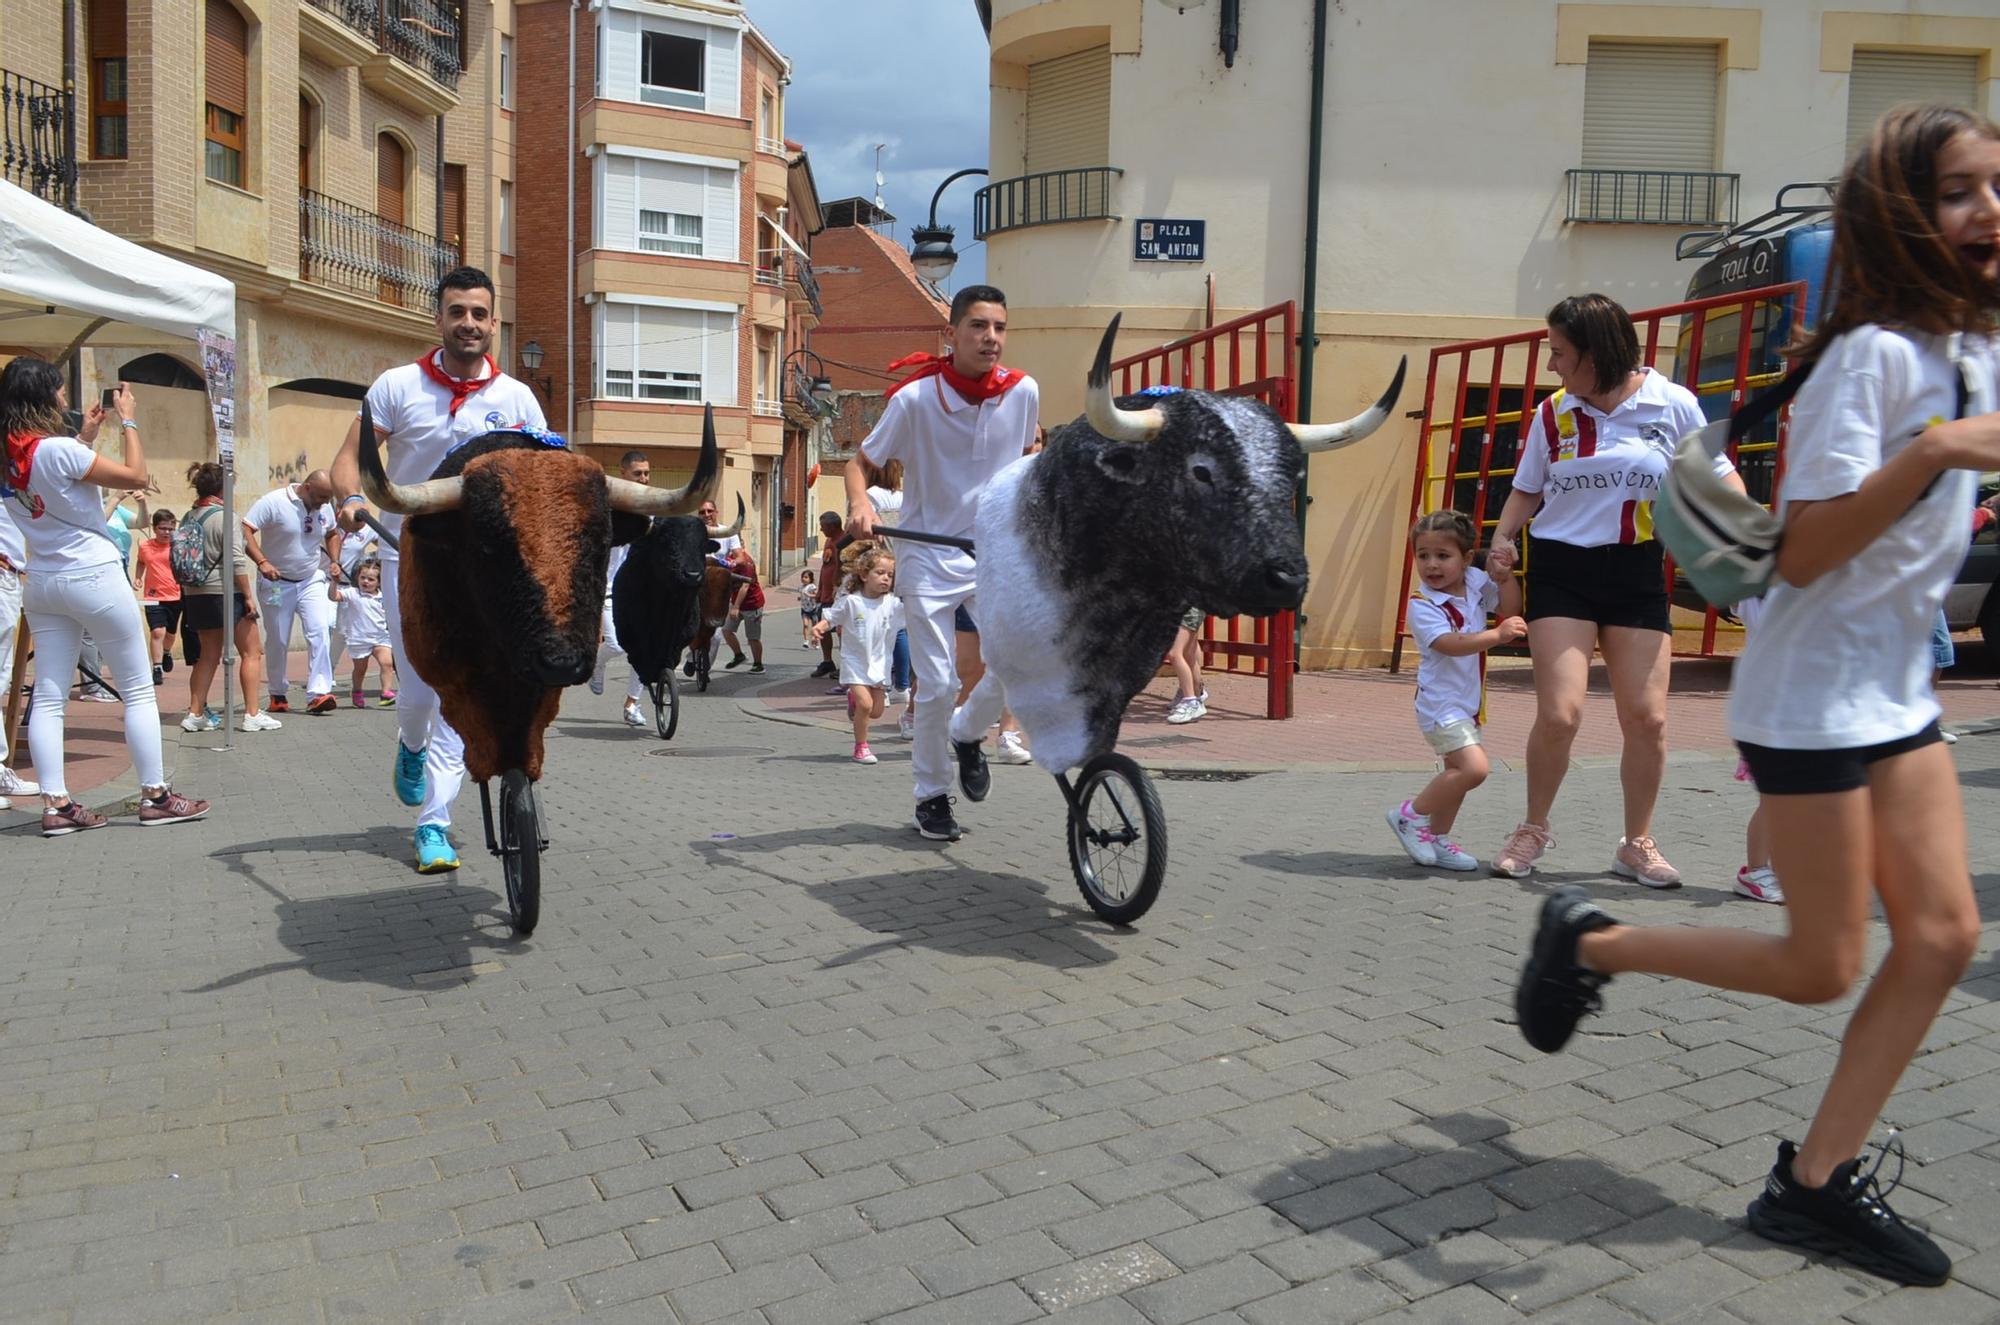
left=903, top=584, right=991, bottom=801
left=22, top=564, right=163, bottom=798
left=381, top=558, right=466, bottom=831
left=261, top=573, right=335, bottom=698
left=592, top=601, right=644, bottom=702
left=0, top=565, right=21, bottom=768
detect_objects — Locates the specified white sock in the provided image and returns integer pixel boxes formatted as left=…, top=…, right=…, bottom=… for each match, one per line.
left=1401, top=800, right=1430, bottom=824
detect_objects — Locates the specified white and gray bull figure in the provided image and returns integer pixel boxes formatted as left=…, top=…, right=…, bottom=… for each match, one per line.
left=970, top=315, right=1405, bottom=775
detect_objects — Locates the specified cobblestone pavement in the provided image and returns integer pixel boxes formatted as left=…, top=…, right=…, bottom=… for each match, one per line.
left=6, top=649, right=2000, bottom=1323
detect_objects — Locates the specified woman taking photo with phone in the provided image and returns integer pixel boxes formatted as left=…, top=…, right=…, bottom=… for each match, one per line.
left=0, top=361, right=208, bottom=835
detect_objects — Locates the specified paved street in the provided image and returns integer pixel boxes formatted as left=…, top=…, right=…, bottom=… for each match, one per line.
left=7, top=648, right=2000, bottom=1324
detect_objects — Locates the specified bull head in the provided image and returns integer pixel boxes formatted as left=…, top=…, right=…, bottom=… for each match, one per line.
left=359, top=402, right=722, bottom=516
left=1083, top=315, right=1406, bottom=452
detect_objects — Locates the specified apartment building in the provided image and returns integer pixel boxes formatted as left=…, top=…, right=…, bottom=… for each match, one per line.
left=512, top=0, right=821, bottom=574
left=0, top=0, right=512, bottom=512
left=976, top=0, right=2000, bottom=666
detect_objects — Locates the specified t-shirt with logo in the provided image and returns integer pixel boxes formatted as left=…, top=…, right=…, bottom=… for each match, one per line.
left=1512, top=368, right=1716, bottom=549
left=359, top=353, right=546, bottom=560
left=858, top=373, right=1040, bottom=598
left=825, top=590, right=905, bottom=687
left=1729, top=326, right=1998, bottom=750
left=9, top=436, right=122, bottom=574
left=244, top=484, right=335, bottom=581
left=136, top=537, right=179, bottom=602
left=1408, top=565, right=1500, bottom=731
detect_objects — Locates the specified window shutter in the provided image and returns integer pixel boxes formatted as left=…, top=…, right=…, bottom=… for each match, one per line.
left=89, top=0, right=125, bottom=58
left=599, top=305, right=635, bottom=394
left=703, top=312, right=736, bottom=404
left=377, top=134, right=406, bottom=225
left=1581, top=42, right=1717, bottom=171
left=703, top=166, right=738, bottom=262
left=639, top=306, right=703, bottom=378
left=604, top=12, right=638, bottom=103
left=601, top=155, right=637, bottom=249
left=1025, top=45, right=1109, bottom=174
left=442, top=163, right=465, bottom=252
left=705, top=28, right=739, bottom=117
left=636, top=159, right=704, bottom=219
left=1847, top=50, right=1980, bottom=151
left=205, top=0, right=248, bottom=117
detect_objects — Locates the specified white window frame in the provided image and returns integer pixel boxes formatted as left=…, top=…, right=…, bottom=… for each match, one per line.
left=595, top=297, right=738, bottom=406
left=593, top=147, right=739, bottom=263
left=639, top=29, right=704, bottom=110
left=498, top=179, right=513, bottom=255
left=499, top=35, right=512, bottom=110
left=639, top=208, right=702, bottom=255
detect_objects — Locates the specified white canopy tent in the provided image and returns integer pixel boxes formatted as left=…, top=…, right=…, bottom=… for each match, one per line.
left=0, top=177, right=247, bottom=747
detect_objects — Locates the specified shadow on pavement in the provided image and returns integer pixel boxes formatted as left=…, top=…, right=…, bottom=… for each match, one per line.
left=189, top=830, right=516, bottom=991
left=692, top=824, right=1119, bottom=969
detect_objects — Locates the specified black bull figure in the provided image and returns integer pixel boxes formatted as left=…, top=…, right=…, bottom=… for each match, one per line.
left=611, top=492, right=747, bottom=687
left=357, top=405, right=720, bottom=782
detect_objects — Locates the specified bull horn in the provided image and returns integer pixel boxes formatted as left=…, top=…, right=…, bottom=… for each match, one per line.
left=605, top=402, right=723, bottom=516
left=1288, top=357, right=1408, bottom=453
left=1084, top=314, right=1165, bottom=443
left=707, top=494, right=745, bottom=539
left=358, top=399, right=463, bottom=514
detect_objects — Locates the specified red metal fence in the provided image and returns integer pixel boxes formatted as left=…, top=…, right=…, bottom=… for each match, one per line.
left=1111, top=302, right=1299, bottom=718
left=1392, top=282, right=1808, bottom=671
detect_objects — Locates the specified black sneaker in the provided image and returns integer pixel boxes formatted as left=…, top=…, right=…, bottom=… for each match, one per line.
left=1515, top=885, right=1616, bottom=1053
left=160, top=655, right=173, bottom=675
left=682, top=656, right=698, bottom=679
left=914, top=794, right=960, bottom=841
left=811, top=661, right=836, bottom=679
left=1747, top=1138, right=1949, bottom=1286
left=726, top=653, right=747, bottom=669
left=953, top=737, right=990, bottom=802
left=151, top=664, right=164, bottom=687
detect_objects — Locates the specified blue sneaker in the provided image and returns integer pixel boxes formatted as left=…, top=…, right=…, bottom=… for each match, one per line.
left=393, top=740, right=427, bottom=807
left=413, top=824, right=460, bottom=873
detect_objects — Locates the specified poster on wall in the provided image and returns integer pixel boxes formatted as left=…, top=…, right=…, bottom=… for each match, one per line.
left=196, top=329, right=238, bottom=467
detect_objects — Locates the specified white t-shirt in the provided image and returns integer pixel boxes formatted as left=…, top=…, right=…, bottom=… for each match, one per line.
left=360, top=353, right=546, bottom=560
left=709, top=533, right=742, bottom=565
left=10, top=436, right=121, bottom=574
left=825, top=590, right=905, bottom=687
left=339, top=587, right=391, bottom=652
left=1514, top=368, right=1718, bottom=548
left=244, top=484, right=335, bottom=581
left=0, top=495, right=24, bottom=567
left=1729, top=326, right=1997, bottom=750
left=866, top=486, right=903, bottom=528
left=858, top=374, right=1040, bottom=597
left=1408, top=565, right=1500, bottom=730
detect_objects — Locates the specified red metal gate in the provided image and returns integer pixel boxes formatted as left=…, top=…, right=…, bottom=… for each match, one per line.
left=1110, top=302, right=1299, bottom=719
left=1393, top=282, right=1808, bottom=671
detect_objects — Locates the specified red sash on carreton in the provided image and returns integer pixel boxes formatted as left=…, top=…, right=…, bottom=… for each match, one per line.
left=416, top=350, right=501, bottom=416
left=883, top=351, right=1024, bottom=403
left=1414, top=591, right=1487, bottom=726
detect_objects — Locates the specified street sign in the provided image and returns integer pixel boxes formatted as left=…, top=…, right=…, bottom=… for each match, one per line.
left=1135, top=217, right=1205, bottom=262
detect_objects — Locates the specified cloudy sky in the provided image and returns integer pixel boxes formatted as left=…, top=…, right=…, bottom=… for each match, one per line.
left=747, top=1, right=991, bottom=290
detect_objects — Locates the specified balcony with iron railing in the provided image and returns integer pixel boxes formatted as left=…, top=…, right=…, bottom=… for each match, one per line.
left=973, top=166, right=1121, bottom=239
left=302, top=0, right=464, bottom=91
left=783, top=251, right=822, bottom=318
left=2, top=70, right=76, bottom=212
left=1565, top=168, right=1738, bottom=227
left=299, top=188, right=459, bottom=310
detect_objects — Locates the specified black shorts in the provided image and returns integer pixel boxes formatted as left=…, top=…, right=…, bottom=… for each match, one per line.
left=181, top=593, right=254, bottom=633
left=145, top=601, right=184, bottom=633
left=1737, top=724, right=1943, bottom=796
left=954, top=603, right=978, bottom=634
left=1525, top=537, right=1670, bottom=633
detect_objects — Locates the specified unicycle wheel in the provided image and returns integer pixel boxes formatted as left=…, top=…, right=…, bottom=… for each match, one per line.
left=1066, top=752, right=1166, bottom=925
left=650, top=670, right=680, bottom=741
left=498, top=768, right=542, bottom=935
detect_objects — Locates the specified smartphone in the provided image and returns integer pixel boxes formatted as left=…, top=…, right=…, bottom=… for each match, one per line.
left=101, top=386, right=118, bottom=409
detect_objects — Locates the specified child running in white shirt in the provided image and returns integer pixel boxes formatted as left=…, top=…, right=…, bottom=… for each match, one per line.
left=1387, top=510, right=1526, bottom=870
left=814, top=544, right=904, bottom=765
left=332, top=557, right=397, bottom=707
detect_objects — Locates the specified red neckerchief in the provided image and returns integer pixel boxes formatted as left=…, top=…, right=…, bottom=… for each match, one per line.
left=3, top=431, right=45, bottom=516
left=416, top=350, right=500, bottom=416
left=884, top=351, right=1023, bottom=403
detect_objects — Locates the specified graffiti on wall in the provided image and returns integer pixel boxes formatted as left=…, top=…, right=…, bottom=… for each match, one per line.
left=268, top=452, right=310, bottom=484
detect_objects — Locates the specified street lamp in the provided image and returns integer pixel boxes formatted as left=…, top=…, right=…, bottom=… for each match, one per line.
left=783, top=348, right=834, bottom=417
left=517, top=338, right=553, bottom=400
left=909, top=167, right=988, bottom=286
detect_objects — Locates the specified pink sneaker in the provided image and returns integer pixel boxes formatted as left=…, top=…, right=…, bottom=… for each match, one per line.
left=1492, top=821, right=1553, bottom=878
left=853, top=743, right=877, bottom=765
left=139, top=787, right=210, bottom=826
left=351, top=693, right=366, bottom=708
left=1735, top=865, right=1785, bottom=904
left=1612, top=835, right=1682, bottom=889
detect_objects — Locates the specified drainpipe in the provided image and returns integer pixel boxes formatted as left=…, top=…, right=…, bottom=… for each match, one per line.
left=566, top=0, right=578, bottom=438
left=62, top=0, right=77, bottom=211
left=1292, top=0, right=1328, bottom=673
left=435, top=116, right=446, bottom=251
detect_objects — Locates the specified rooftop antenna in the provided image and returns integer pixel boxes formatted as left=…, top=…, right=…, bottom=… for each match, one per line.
left=872, top=143, right=887, bottom=211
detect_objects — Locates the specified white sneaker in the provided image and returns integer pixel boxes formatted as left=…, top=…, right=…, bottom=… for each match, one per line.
left=238, top=711, right=283, bottom=732
left=995, top=730, right=1033, bottom=765
left=181, top=711, right=219, bottom=733
left=588, top=666, right=606, bottom=697
left=897, top=708, right=915, bottom=741
left=1423, top=830, right=1478, bottom=871
left=1943, top=729, right=1960, bottom=745
left=1166, top=696, right=1206, bottom=725
left=886, top=688, right=909, bottom=706
left=1735, top=865, right=1785, bottom=904
left=622, top=701, right=645, bottom=728
left=0, top=766, right=38, bottom=798
left=1386, top=801, right=1437, bottom=866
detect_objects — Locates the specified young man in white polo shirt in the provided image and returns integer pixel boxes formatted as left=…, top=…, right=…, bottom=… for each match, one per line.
left=329, top=267, right=545, bottom=873
left=845, top=286, right=1039, bottom=842
left=242, top=469, right=340, bottom=716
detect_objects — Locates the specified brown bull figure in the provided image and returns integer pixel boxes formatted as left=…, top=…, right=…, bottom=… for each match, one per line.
left=358, top=408, right=720, bottom=782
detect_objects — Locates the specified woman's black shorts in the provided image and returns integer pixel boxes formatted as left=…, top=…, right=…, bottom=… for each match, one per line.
left=181, top=593, right=254, bottom=632
left=1524, top=537, right=1670, bottom=633
left=1737, top=724, right=1943, bottom=796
